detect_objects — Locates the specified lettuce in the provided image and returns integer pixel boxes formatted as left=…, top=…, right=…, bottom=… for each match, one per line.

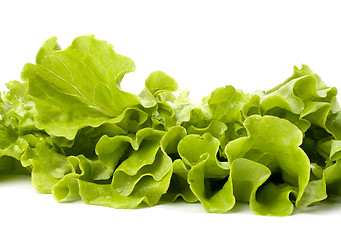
left=20, top=35, right=141, bottom=139
left=1, top=35, right=341, bottom=216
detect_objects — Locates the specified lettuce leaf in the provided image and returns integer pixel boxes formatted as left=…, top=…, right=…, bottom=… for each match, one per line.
left=21, top=35, right=140, bottom=139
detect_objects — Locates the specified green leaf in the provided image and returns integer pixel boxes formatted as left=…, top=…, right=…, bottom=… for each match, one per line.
left=145, top=71, right=178, bottom=95
left=21, top=35, right=140, bottom=139
left=326, top=112, right=341, bottom=140
left=324, top=160, right=341, bottom=195
left=178, top=133, right=229, bottom=176
left=77, top=156, right=173, bottom=208
left=78, top=180, right=145, bottom=209
left=112, top=148, right=171, bottom=196
left=230, top=158, right=271, bottom=203
left=187, top=159, right=234, bottom=213
left=52, top=155, right=112, bottom=202
left=207, top=85, right=250, bottom=123
left=160, top=125, right=187, bottom=155
left=161, top=159, right=198, bottom=203
left=178, top=133, right=233, bottom=213
left=250, top=183, right=296, bottom=216
left=226, top=115, right=310, bottom=204
left=296, top=178, right=327, bottom=209
left=31, top=142, right=69, bottom=193
left=95, top=128, right=173, bottom=207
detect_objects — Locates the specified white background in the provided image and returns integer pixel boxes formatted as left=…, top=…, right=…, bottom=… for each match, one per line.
left=1, top=0, right=341, bottom=239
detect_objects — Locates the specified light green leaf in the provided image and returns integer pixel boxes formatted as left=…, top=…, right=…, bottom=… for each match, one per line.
left=145, top=71, right=178, bottom=95
left=31, top=142, right=69, bottom=193
left=250, top=183, right=296, bottom=216
left=161, top=159, right=198, bottom=203
left=21, top=35, right=140, bottom=139
left=187, top=159, right=234, bottom=213
left=324, top=160, right=341, bottom=195
left=226, top=115, right=310, bottom=203
left=207, top=85, right=250, bottom=123
left=230, top=158, right=271, bottom=203
left=178, top=133, right=233, bottom=213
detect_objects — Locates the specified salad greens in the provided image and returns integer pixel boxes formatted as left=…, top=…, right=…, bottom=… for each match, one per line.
left=1, top=35, right=341, bottom=216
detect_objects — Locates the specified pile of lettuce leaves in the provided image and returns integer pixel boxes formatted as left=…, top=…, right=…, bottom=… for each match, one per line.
left=1, top=35, right=341, bottom=216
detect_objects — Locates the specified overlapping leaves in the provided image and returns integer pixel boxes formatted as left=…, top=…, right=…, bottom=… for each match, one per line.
left=1, top=35, right=341, bottom=216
